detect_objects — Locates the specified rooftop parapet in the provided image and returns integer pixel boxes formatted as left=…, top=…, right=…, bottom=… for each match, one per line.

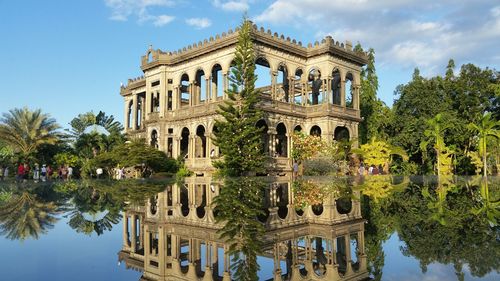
left=139, top=23, right=368, bottom=71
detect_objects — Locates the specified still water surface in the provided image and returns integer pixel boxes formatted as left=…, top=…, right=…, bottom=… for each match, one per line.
left=0, top=176, right=498, bottom=280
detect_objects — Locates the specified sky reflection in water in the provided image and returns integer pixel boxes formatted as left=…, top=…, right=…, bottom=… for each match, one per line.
left=0, top=176, right=498, bottom=281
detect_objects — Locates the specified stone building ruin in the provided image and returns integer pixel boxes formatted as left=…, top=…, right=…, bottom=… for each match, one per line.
left=120, top=24, right=368, bottom=174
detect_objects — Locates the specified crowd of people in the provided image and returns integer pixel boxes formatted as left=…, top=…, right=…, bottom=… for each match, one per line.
left=0, top=162, right=74, bottom=182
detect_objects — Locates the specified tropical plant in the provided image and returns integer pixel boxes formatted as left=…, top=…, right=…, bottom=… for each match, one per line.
left=420, top=113, right=454, bottom=175
left=468, top=113, right=500, bottom=176
left=0, top=107, right=62, bottom=159
left=0, top=191, right=61, bottom=240
left=354, top=138, right=408, bottom=172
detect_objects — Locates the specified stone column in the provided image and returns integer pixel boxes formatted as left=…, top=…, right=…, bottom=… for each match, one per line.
left=354, top=84, right=360, bottom=110
left=189, top=83, right=193, bottom=107
left=174, top=137, right=181, bottom=159
left=160, top=89, right=166, bottom=118
left=145, top=92, right=151, bottom=120
left=173, top=86, right=179, bottom=110
left=340, top=79, right=346, bottom=107
left=223, top=72, right=228, bottom=99
left=205, top=78, right=210, bottom=102
left=326, top=77, right=332, bottom=104
left=271, top=70, right=277, bottom=100
left=345, top=235, right=353, bottom=274
left=131, top=214, right=137, bottom=253
left=189, top=135, right=195, bottom=159
left=286, top=134, right=291, bottom=159
left=122, top=213, right=129, bottom=248
left=132, top=94, right=138, bottom=130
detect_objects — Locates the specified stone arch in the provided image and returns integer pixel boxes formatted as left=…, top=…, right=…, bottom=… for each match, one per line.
left=276, top=63, right=289, bottom=102
left=211, top=63, right=224, bottom=99
left=194, top=69, right=207, bottom=104
left=127, top=100, right=133, bottom=129
left=334, top=126, right=350, bottom=141
left=292, top=68, right=304, bottom=105
left=345, top=72, right=354, bottom=108
left=331, top=68, right=341, bottom=105
left=294, top=125, right=303, bottom=132
left=150, top=129, right=159, bottom=149
left=256, top=119, right=269, bottom=154
left=310, top=125, right=322, bottom=137
left=255, top=56, right=272, bottom=92
left=180, top=127, right=190, bottom=158
left=308, top=68, right=322, bottom=105
left=146, top=51, right=152, bottom=63
left=180, top=73, right=190, bottom=108
left=195, top=125, right=207, bottom=158
left=276, top=122, right=287, bottom=157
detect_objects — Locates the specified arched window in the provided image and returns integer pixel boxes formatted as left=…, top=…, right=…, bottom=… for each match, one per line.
left=180, top=73, right=190, bottom=107
left=345, top=73, right=354, bottom=108
left=150, top=130, right=158, bottom=149
left=276, top=123, right=287, bottom=157
left=332, top=69, right=341, bottom=105
left=308, top=69, right=322, bottom=105
left=195, top=125, right=206, bottom=158
left=180, top=127, right=190, bottom=158
left=310, top=125, right=321, bottom=137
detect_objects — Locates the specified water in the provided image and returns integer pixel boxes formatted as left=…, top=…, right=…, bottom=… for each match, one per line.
left=0, top=176, right=498, bottom=281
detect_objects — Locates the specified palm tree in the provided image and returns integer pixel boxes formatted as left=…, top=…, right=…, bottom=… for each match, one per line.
left=0, top=107, right=62, bottom=159
left=0, top=192, right=61, bottom=240
left=468, top=113, right=500, bottom=177
left=421, top=113, right=453, bottom=175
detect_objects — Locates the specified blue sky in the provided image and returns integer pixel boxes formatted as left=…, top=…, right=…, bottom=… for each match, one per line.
left=1, top=0, right=499, bottom=129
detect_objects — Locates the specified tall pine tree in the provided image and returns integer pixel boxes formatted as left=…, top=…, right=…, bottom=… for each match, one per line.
left=213, top=19, right=266, bottom=177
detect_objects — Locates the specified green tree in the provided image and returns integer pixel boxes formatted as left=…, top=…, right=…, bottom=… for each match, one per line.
left=213, top=177, right=265, bottom=281
left=213, top=19, right=265, bottom=177
left=420, top=113, right=454, bottom=175
left=0, top=192, right=61, bottom=240
left=353, top=44, right=391, bottom=143
left=0, top=107, right=62, bottom=160
left=468, top=113, right=500, bottom=176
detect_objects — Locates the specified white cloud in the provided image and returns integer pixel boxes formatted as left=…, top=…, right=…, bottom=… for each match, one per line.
left=212, top=0, right=250, bottom=12
left=254, top=0, right=500, bottom=74
left=104, top=0, right=176, bottom=26
left=186, top=17, right=212, bottom=29
left=154, top=15, right=175, bottom=26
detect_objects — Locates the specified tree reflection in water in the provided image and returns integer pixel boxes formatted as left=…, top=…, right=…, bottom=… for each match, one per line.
left=0, top=184, right=62, bottom=241
left=213, top=177, right=265, bottom=281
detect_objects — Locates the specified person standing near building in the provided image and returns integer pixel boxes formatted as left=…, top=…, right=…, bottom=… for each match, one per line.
left=33, top=163, right=40, bottom=182
left=96, top=167, right=103, bottom=179
left=67, top=166, right=73, bottom=180
left=3, top=166, right=8, bottom=180
left=41, top=164, right=47, bottom=182
left=17, top=163, right=25, bottom=182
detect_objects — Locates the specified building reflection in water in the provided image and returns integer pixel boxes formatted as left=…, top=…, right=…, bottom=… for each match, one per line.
left=118, top=177, right=369, bottom=280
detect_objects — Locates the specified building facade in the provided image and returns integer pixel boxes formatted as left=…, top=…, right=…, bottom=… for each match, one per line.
left=120, top=24, right=368, bottom=174
left=118, top=177, right=369, bottom=280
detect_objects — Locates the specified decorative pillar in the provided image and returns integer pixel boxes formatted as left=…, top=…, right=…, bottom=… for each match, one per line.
left=271, top=70, right=277, bottom=100
left=326, top=77, right=332, bottom=104
left=223, top=72, right=228, bottom=99
left=205, top=78, right=210, bottom=102
left=122, top=213, right=129, bottom=248
left=340, top=79, right=346, bottom=107
left=132, top=94, right=138, bottom=130
left=131, top=214, right=137, bottom=252
left=345, top=235, right=353, bottom=274
left=174, top=137, right=181, bottom=159
left=145, top=92, right=151, bottom=121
